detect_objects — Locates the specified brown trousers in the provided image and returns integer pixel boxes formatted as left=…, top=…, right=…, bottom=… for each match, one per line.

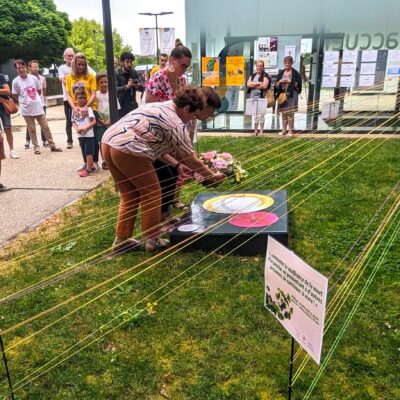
left=101, top=144, right=161, bottom=239
left=24, top=114, right=55, bottom=149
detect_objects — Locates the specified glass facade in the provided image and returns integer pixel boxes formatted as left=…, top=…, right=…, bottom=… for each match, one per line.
left=185, top=0, right=400, bottom=132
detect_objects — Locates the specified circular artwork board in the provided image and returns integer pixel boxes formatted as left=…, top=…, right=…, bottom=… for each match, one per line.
left=203, top=193, right=274, bottom=214
left=229, top=212, right=279, bottom=228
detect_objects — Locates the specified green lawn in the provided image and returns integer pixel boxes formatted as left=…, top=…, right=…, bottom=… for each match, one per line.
left=0, top=136, right=399, bottom=400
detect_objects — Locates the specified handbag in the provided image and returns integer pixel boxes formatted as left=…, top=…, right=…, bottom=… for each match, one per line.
left=277, top=84, right=289, bottom=106
left=0, top=97, right=18, bottom=114
left=266, top=89, right=276, bottom=108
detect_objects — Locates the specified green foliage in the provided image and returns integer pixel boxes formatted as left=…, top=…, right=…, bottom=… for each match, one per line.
left=0, top=0, right=71, bottom=65
left=134, top=55, right=157, bottom=65
left=45, top=77, right=62, bottom=96
left=0, top=138, right=399, bottom=399
left=69, top=18, right=132, bottom=72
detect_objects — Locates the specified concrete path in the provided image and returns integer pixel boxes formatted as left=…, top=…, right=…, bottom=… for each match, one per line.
left=0, top=106, right=110, bottom=246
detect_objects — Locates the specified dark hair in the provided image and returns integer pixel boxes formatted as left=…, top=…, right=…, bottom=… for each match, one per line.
left=170, top=45, right=192, bottom=60
left=160, top=53, right=168, bottom=58
left=173, top=86, right=202, bottom=112
left=175, top=38, right=183, bottom=47
left=14, top=59, right=26, bottom=68
left=96, top=72, right=107, bottom=82
left=284, top=56, right=294, bottom=63
left=28, top=60, right=39, bottom=67
left=200, top=87, right=222, bottom=109
left=120, top=52, right=135, bottom=63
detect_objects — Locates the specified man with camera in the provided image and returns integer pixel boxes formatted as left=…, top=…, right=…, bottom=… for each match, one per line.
left=115, top=52, right=144, bottom=119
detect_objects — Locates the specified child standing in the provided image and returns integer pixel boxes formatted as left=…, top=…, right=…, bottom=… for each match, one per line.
left=94, top=73, right=111, bottom=170
left=71, top=88, right=96, bottom=177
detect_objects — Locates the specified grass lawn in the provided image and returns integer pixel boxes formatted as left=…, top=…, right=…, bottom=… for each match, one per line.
left=0, top=135, right=399, bottom=399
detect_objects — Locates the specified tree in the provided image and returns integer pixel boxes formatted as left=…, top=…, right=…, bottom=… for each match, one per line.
left=0, top=0, right=71, bottom=65
left=70, top=18, right=132, bottom=72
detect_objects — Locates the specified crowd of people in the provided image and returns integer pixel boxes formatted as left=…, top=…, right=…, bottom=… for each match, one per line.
left=0, top=40, right=225, bottom=254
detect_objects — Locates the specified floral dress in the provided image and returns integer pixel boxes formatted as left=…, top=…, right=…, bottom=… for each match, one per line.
left=145, top=69, right=186, bottom=101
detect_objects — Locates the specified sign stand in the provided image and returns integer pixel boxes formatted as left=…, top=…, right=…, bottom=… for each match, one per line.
left=0, top=332, right=15, bottom=400
left=288, top=336, right=295, bottom=400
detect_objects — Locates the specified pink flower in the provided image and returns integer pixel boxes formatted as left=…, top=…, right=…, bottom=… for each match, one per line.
left=212, top=158, right=228, bottom=170
left=203, top=150, right=217, bottom=161
left=219, top=152, right=233, bottom=161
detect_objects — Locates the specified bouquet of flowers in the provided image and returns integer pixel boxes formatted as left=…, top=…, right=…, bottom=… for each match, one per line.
left=198, top=150, right=248, bottom=183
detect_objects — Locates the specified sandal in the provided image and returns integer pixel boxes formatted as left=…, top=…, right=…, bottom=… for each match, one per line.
left=172, top=202, right=189, bottom=211
left=102, top=161, right=109, bottom=170
left=112, top=238, right=140, bottom=255
left=50, top=146, right=63, bottom=152
left=34, top=148, right=41, bottom=155
left=145, top=237, right=170, bottom=252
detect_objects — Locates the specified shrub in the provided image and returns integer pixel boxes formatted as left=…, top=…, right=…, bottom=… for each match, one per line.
left=45, top=77, right=62, bottom=96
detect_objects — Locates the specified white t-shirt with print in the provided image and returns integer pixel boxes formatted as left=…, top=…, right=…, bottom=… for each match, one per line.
left=71, top=107, right=95, bottom=138
left=12, top=75, right=44, bottom=116
left=96, top=91, right=110, bottom=122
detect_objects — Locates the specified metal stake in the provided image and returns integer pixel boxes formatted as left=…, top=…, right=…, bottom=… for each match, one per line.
left=288, top=336, right=295, bottom=400
left=0, top=333, right=15, bottom=400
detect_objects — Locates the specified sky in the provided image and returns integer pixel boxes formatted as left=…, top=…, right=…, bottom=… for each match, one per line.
left=53, top=0, right=186, bottom=55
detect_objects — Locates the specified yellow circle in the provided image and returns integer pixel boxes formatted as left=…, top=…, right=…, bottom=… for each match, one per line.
left=203, top=193, right=274, bottom=214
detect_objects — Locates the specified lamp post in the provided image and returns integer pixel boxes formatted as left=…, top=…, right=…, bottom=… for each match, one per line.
left=138, top=11, right=173, bottom=63
left=93, top=29, right=99, bottom=71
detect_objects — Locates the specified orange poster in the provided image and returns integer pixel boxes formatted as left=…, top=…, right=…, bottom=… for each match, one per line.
left=226, top=56, right=245, bottom=86
left=202, top=57, right=220, bottom=86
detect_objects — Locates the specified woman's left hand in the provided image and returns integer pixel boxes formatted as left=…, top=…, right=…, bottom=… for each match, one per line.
left=177, top=163, right=193, bottom=179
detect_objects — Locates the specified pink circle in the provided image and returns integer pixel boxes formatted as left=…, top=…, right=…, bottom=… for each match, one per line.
left=228, top=212, right=279, bottom=228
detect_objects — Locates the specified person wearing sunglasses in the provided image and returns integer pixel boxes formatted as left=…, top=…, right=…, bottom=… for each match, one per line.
left=101, top=86, right=224, bottom=253
left=145, top=42, right=192, bottom=103
left=145, top=41, right=193, bottom=222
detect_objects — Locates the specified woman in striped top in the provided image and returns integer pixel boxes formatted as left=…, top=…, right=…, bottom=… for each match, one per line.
left=102, top=86, right=224, bottom=253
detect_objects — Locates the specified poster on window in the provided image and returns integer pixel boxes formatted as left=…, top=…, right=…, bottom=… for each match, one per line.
left=285, top=45, right=296, bottom=60
left=139, top=28, right=156, bottom=56
left=226, top=56, right=245, bottom=86
left=265, top=237, right=328, bottom=365
left=159, top=28, right=175, bottom=55
left=201, top=57, right=220, bottom=86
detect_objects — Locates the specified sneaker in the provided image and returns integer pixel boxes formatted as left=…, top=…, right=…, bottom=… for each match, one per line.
left=0, top=183, right=11, bottom=192
left=10, top=149, right=19, bottom=159
left=67, top=143, right=73, bottom=149
left=79, top=168, right=96, bottom=177
left=76, top=164, right=86, bottom=172
left=43, top=141, right=49, bottom=147
left=93, top=162, right=100, bottom=171
left=24, top=141, right=30, bottom=149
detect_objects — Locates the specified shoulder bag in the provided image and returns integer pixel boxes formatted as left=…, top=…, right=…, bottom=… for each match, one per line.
left=0, top=97, right=19, bottom=114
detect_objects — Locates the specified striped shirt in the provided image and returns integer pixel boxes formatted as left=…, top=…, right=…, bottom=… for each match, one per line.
left=102, top=101, right=194, bottom=160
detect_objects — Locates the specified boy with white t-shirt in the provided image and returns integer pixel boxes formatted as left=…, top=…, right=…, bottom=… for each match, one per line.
left=11, top=59, right=62, bottom=154
left=71, top=88, right=96, bottom=177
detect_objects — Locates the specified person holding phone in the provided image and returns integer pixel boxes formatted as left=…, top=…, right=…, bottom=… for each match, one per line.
left=115, top=52, right=144, bottom=119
